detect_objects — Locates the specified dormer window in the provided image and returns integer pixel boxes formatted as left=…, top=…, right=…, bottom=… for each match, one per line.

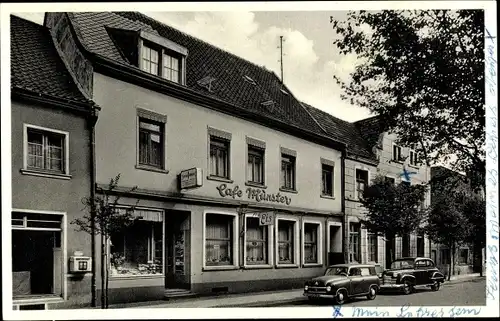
left=163, top=53, right=180, bottom=83
left=138, top=31, right=188, bottom=85
left=141, top=45, right=160, bottom=75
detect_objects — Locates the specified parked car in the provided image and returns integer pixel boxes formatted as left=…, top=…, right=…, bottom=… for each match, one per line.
left=303, top=264, right=380, bottom=305
left=380, top=257, right=445, bottom=294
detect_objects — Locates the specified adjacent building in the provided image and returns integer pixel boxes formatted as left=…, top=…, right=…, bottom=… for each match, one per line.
left=10, top=16, right=99, bottom=309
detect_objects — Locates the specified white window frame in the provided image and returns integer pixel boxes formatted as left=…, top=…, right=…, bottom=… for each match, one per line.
left=202, top=210, right=239, bottom=270
left=320, top=159, right=335, bottom=198
left=349, top=221, right=361, bottom=263
left=367, top=232, right=378, bottom=263
left=243, top=213, right=273, bottom=268
left=11, top=208, right=68, bottom=302
left=354, top=166, right=371, bottom=200
left=301, top=219, right=324, bottom=267
left=326, top=221, right=342, bottom=255
left=385, top=175, right=396, bottom=185
left=138, top=35, right=187, bottom=85
left=22, top=124, right=70, bottom=179
left=108, top=206, right=165, bottom=279
left=392, top=143, right=402, bottom=162
left=246, top=145, right=266, bottom=186
left=409, top=149, right=419, bottom=167
left=275, top=216, right=300, bottom=268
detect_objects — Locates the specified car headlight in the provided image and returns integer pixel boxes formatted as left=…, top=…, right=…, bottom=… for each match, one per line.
left=326, top=285, right=332, bottom=292
left=392, top=273, right=399, bottom=279
left=304, top=285, right=309, bottom=291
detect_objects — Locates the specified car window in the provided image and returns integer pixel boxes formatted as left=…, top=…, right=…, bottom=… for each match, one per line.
left=349, top=268, right=361, bottom=276
left=426, top=260, right=435, bottom=267
left=360, top=267, right=371, bottom=276
left=415, top=260, right=426, bottom=268
left=325, top=266, right=348, bottom=276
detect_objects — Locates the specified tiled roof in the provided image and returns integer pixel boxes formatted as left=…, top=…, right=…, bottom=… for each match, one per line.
left=301, top=102, right=376, bottom=161
left=10, top=15, right=92, bottom=105
left=354, top=116, right=385, bottom=149
left=65, top=11, right=327, bottom=136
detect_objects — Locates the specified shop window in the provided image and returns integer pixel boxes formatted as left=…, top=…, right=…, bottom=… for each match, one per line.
left=205, top=213, right=235, bottom=266
left=303, top=223, right=320, bottom=264
left=349, top=223, right=360, bottom=262
left=245, top=216, right=269, bottom=265
left=110, top=211, right=163, bottom=276
left=277, top=220, right=295, bottom=264
left=367, top=232, right=378, bottom=262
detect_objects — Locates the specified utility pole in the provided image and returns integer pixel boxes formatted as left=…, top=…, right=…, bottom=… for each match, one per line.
left=279, top=36, right=284, bottom=83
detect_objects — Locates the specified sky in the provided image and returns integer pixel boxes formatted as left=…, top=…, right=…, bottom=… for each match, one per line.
left=11, top=11, right=372, bottom=122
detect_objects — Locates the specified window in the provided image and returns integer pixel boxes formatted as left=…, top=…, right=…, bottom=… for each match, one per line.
left=277, top=220, right=295, bottom=264
left=349, top=267, right=361, bottom=276
left=459, top=249, right=469, bottom=265
left=393, top=144, right=402, bottom=161
left=304, top=223, right=319, bottom=264
left=281, top=154, right=296, bottom=190
left=355, top=169, right=369, bottom=199
left=205, top=213, right=235, bottom=266
left=139, top=118, right=164, bottom=168
left=360, top=267, right=371, bottom=276
left=426, top=259, right=435, bottom=267
left=385, top=176, right=395, bottom=185
left=401, top=180, right=411, bottom=187
left=417, top=234, right=425, bottom=257
left=402, top=234, right=410, bottom=257
left=110, top=210, right=163, bottom=277
left=247, top=146, right=264, bottom=185
left=349, top=223, right=360, bottom=262
left=163, top=52, right=180, bottom=83
left=409, top=150, right=418, bottom=166
left=245, top=217, right=268, bottom=265
left=141, top=44, right=159, bottom=75
left=440, top=249, right=450, bottom=264
left=209, top=137, right=230, bottom=178
left=25, top=126, right=68, bottom=174
left=431, top=249, right=437, bottom=263
left=321, top=163, right=334, bottom=197
left=367, top=232, right=378, bottom=262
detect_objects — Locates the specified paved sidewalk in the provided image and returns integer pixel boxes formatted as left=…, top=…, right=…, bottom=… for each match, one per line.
left=108, top=273, right=484, bottom=309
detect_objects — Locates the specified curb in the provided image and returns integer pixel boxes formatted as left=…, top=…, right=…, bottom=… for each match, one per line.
left=214, top=297, right=307, bottom=308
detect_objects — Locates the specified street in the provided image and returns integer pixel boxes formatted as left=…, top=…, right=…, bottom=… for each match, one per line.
left=237, top=278, right=486, bottom=307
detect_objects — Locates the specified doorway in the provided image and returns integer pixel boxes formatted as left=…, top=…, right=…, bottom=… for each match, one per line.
left=165, top=211, right=190, bottom=290
left=327, top=224, right=343, bottom=265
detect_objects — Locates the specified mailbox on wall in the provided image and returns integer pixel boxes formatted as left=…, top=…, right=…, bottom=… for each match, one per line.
left=69, top=256, right=92, bottom=273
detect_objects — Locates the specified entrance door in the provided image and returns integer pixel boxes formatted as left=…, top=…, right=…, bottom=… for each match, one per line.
left=165, top=211, right=190, bottom=290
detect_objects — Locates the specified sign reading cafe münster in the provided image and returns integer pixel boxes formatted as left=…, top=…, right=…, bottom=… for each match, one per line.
left=216, top=183, right=292, bottom=205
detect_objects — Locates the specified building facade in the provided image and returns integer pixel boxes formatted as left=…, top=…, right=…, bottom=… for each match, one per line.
left=10, top=16, right=99, bottom=310
left=42, top=11, right=348, bottom=304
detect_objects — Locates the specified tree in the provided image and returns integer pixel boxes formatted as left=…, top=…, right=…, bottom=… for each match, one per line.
left=359, top=175, right=428, bottom=265
left=464, top=193, right=486, bottom=276
left=424, top=191, right=471, bottom=280
left=331, top=10, right=485, bottom=192
left=72, top=174, right=139, bottom=308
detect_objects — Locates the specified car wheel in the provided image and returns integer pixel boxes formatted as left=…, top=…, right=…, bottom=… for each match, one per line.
left=334, top=290, right=347, bottom=305
left=366, top=286, right=377, bottom=300
left=431, top=281, right=440, bottom=291
left=403, top=280, right=413, bottom=295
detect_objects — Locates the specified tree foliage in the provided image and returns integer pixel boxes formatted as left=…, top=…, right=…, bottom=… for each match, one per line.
left=331, top=10, right=485, bottom=191
left=359, top=175, right=428, bottom=240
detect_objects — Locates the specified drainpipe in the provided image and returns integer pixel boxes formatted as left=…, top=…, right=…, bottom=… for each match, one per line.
left=341, top=148, right=348, bottom=264
left=88, top=105, right=99, bottom=307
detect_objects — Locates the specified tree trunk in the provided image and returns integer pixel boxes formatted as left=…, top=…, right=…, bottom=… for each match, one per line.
left=101, top=233, right=105, bottom=309
left=447, top=243, right=452, bottom=281
left=105, top=236, right=109, bottom=309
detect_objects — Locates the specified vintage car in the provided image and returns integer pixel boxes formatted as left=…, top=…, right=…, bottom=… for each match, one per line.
left=303, top=264, right=380, bottom=305
left=380, top=257, right=445, bottom=294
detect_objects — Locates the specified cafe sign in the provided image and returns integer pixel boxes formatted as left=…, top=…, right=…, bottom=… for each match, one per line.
left=215, top=183, right=292, bottom=206
left=179, top=168, right=203, bottom=189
